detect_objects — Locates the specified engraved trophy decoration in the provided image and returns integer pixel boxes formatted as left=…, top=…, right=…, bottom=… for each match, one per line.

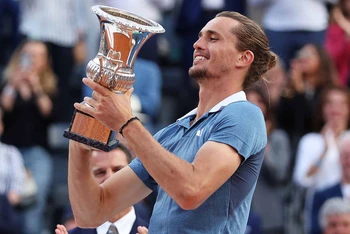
left=63, top=5, right=165, bottom=151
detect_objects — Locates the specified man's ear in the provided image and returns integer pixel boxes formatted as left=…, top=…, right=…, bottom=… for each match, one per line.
left=236, top=50, right=254, bottom=68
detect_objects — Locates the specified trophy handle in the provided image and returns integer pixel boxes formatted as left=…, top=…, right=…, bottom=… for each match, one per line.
left=63, top=109, right=119, bottom=152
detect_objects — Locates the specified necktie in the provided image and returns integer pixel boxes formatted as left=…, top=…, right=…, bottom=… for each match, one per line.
left=107, top=224, right=119, bottom=234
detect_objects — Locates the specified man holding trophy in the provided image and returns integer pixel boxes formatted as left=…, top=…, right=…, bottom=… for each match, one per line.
left=67, top=5, right=277, bottom=234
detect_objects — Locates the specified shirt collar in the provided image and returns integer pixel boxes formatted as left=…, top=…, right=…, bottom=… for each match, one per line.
left=96, top=207, right=136, bottom=234
left=177, top=91, right=247, bottom=121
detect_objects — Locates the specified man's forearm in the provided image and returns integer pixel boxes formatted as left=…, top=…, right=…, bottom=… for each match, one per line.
left=122, top=121, right=207, bottom=209
left=68, top=141, right=105, bottom=227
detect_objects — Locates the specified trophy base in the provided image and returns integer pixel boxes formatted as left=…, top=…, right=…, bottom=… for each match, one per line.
left=63, top=109, right=119, bottom=152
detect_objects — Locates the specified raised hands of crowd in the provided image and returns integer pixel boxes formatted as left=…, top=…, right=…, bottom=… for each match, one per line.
left=2, top=62, right=53, bottom=116
left=13, top=68, right=42, bottom=100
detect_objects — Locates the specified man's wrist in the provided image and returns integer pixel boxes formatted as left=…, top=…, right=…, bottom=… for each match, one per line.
left=119, top=116, right=140, bottom=136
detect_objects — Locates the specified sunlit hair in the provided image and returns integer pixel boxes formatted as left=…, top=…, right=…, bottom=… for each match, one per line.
left=319, top=197, right=350, bottom=229
left=216, top=11, right=277, bottom=89
left=314, top=86, right=350, bottom=131
left=3, top=40, right=57, bottom=96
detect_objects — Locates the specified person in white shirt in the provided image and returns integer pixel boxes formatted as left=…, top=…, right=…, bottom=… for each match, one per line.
left=293, top=86, right=350, bottom=233
left=310, top=131, right=350, bottom=233
left=293, top=86, right=350, bottom=191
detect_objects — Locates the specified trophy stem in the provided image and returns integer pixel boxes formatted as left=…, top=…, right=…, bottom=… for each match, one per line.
left=63, top=110, right=119, bottom=152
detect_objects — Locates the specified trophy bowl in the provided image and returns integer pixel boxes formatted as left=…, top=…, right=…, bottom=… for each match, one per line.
left=63, top=5, right=165, bottom=151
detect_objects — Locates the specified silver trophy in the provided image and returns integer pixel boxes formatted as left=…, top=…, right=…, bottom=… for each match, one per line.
left=64, top=5, right=165, bottom=151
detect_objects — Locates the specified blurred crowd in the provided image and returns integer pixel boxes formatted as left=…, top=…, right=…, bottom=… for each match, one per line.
left=1, top=0, right=350, bottom=234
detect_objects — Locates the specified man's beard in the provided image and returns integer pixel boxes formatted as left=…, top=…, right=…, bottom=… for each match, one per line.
left=189, top=66, right=211, bottom=81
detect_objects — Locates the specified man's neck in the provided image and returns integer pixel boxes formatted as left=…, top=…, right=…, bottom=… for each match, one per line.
left=195, top=81, right=242, bottom=121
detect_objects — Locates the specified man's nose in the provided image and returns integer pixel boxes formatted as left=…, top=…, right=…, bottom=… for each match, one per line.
left=105, top=169, right=113, bottom=179
left=193, top=37, right=205, bottom=50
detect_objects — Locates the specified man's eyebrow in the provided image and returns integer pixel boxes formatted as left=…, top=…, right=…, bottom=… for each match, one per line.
left=198, top=30, right=220, bottom=38
left=113, top=165, right=125, bottom=171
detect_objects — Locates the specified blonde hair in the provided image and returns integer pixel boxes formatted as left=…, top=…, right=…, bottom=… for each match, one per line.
left=3, top=40, right=57, bottom=96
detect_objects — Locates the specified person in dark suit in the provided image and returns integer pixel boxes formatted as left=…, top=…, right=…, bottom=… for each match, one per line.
left=310, top=131, right=350, bottom=234
left=55, top=143, right=149, bottom=234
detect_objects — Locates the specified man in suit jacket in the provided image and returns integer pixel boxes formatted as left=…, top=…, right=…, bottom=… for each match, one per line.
left=55, top=143, right=149, bottom=234
left=310, top=132, right=350, bottom=234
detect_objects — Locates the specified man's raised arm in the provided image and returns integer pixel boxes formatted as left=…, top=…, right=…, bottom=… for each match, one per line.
left=68, top=141, right=152, bottom=227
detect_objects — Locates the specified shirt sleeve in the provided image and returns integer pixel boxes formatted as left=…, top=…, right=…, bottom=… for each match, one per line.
left=208, top=103, right=267, bottom=161
left=129, top=157, right=158, bottom=191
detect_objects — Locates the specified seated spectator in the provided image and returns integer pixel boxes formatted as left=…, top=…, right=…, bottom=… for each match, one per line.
left=0, top=39, right=57, bottom=234
left=319, top=197, right=350, bottom=234
left=293, top=86, right=350, bottom=233
left=55, top=143, right=149, bottom=234
left=325, top=0, right=350, bottom=87
left=293, top=86, right=350, bottom=191
left=310, top=131, right=350, bottom=234
left=276, top=43, right=339, bottom=152
left=0, top=107, right=26, bottom=234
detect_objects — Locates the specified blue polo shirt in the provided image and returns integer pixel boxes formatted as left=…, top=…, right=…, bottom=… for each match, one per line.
left=129, top=91, right=267, bottom=234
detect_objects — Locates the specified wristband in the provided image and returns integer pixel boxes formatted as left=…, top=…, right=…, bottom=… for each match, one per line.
left=119, top=116, right=140, bottom=136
